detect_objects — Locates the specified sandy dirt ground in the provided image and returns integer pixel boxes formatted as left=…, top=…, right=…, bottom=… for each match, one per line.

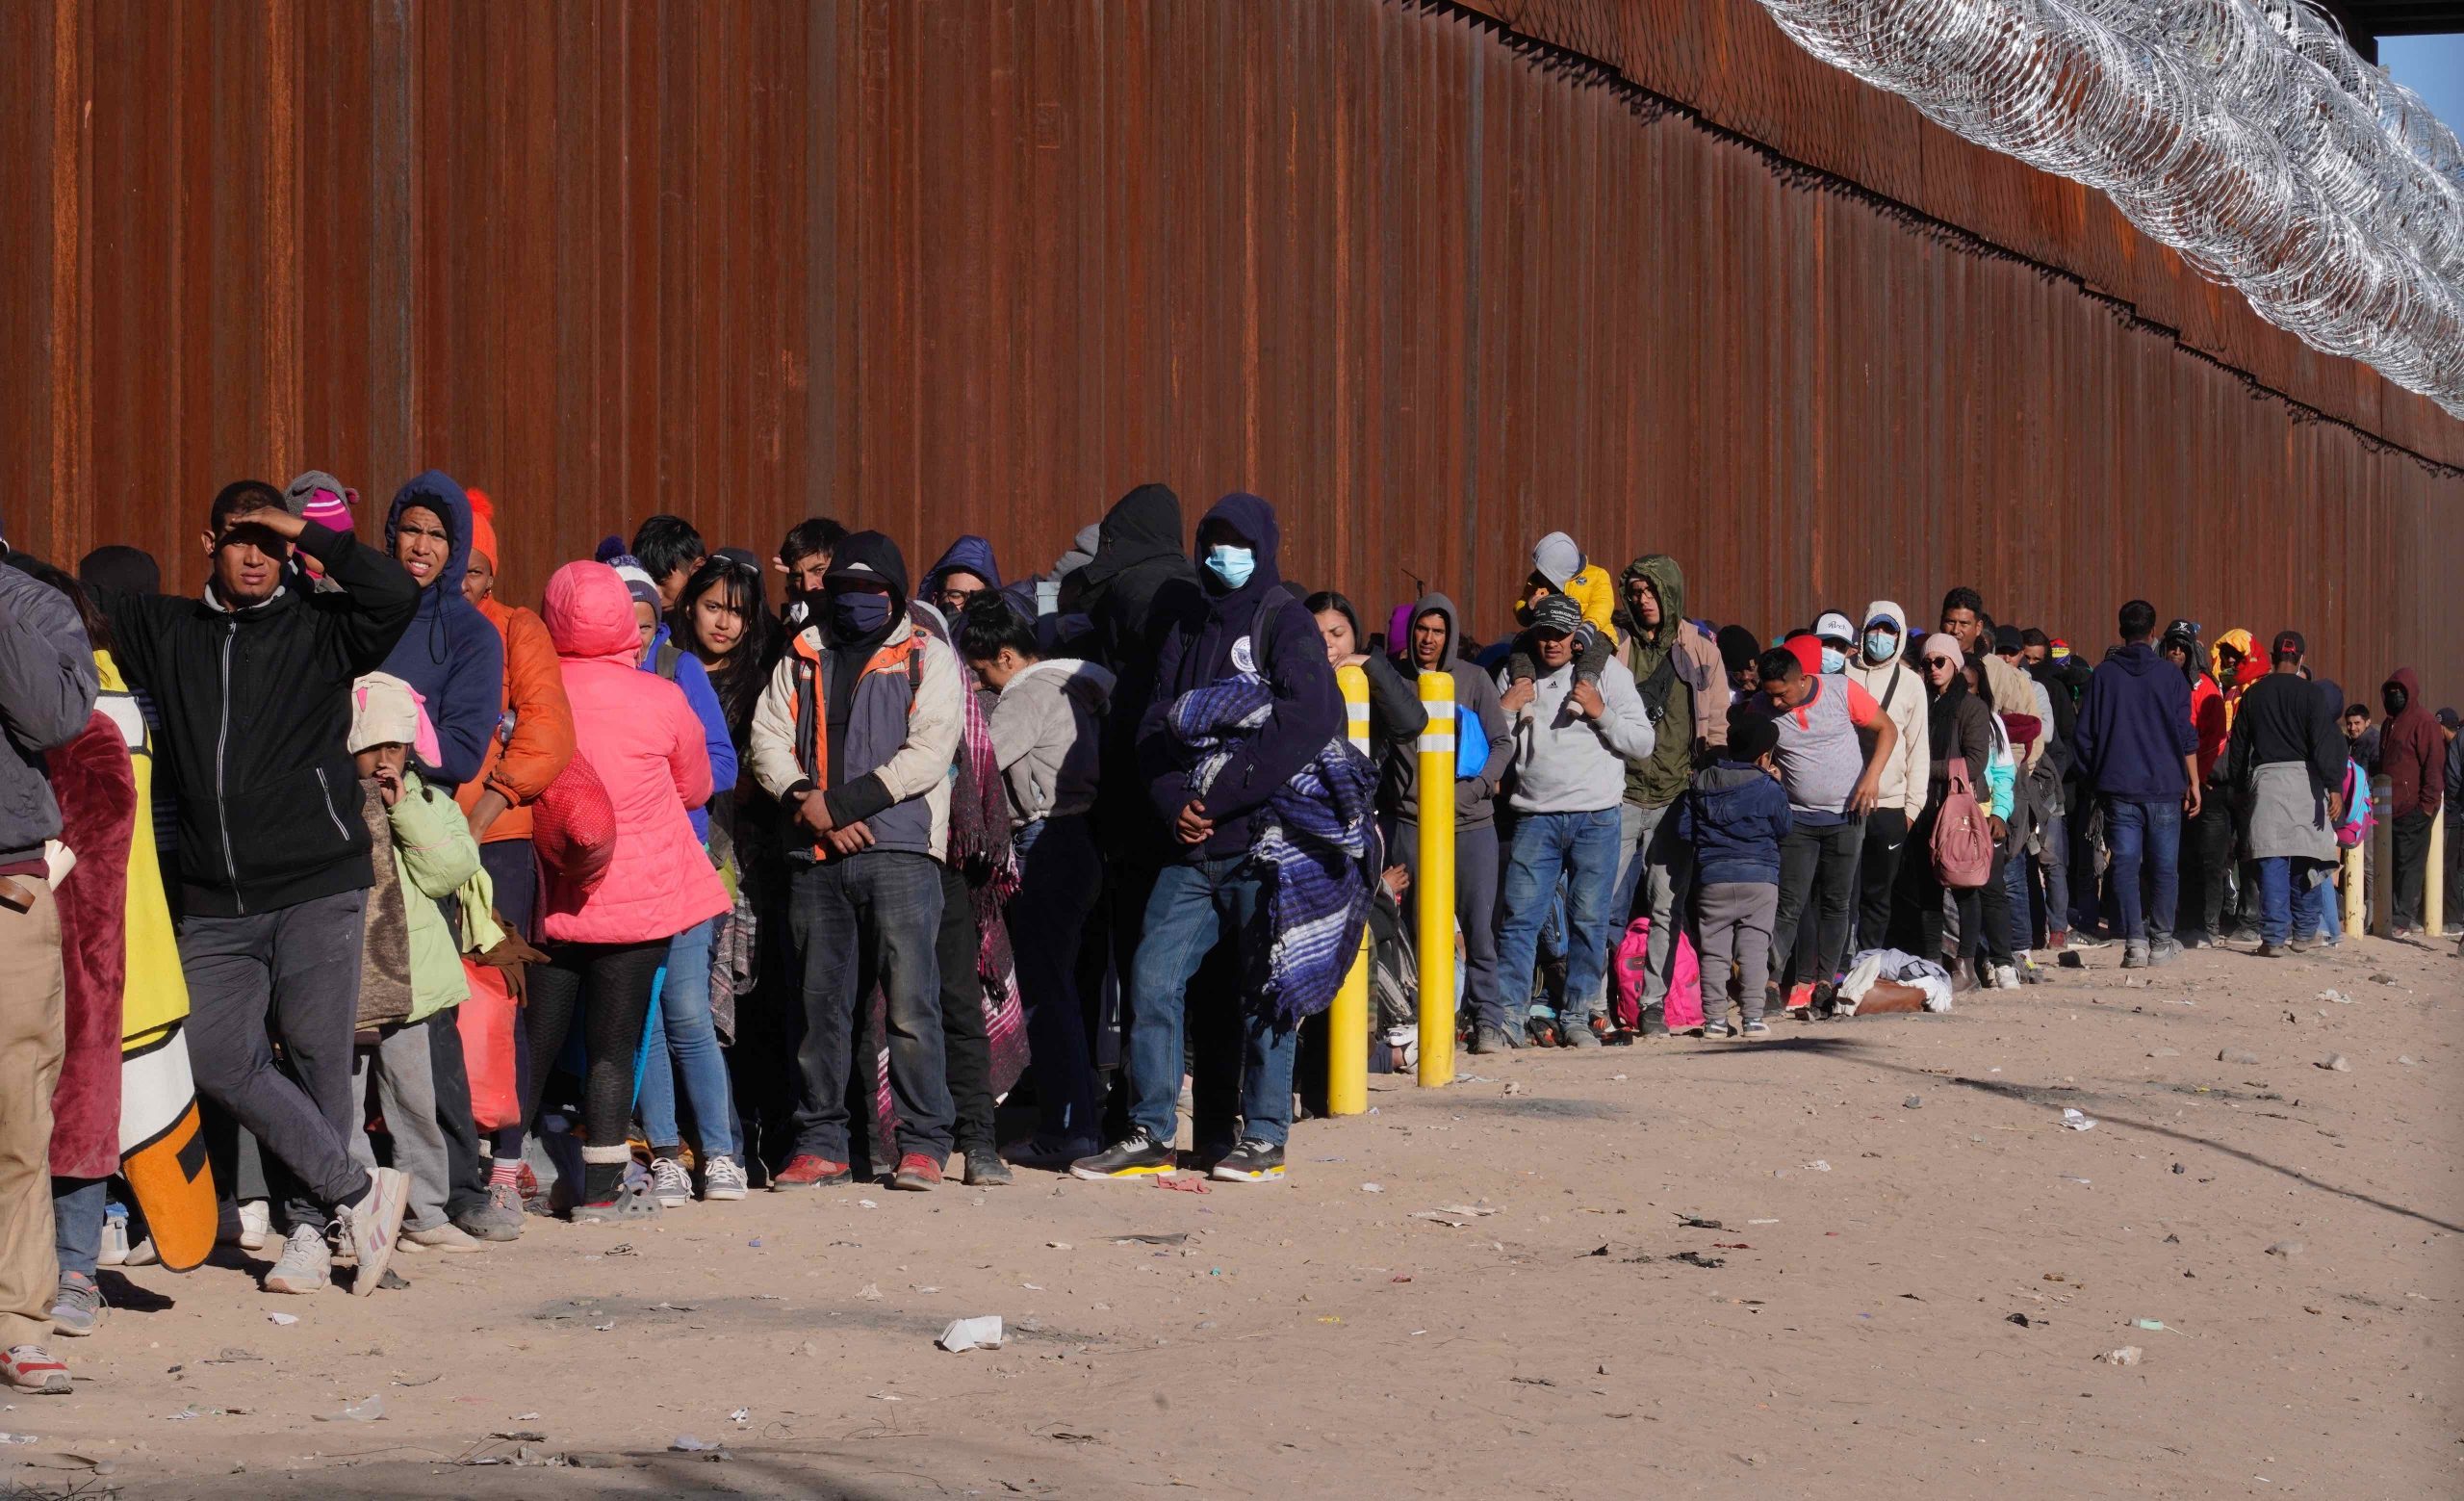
left=6, top=930, right=2457, bottom=1500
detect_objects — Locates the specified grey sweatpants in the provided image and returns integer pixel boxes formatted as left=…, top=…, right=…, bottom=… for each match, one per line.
left=180, top=890, right=374, bottom=1233
left=350, top=1017, right=451, bottom=1233
left=1696, top=881, right=1778, bottom=1025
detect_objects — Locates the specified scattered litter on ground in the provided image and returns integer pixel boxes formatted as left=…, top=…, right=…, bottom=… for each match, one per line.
left=1903, top=1096, right=1923, bottom=1109
left=2317, top=989, right=2351, bottom=1004
left=2098, top=1346, right=2143, bottom=1366
left=1360, top=1182, right=1383, bottom=1193
left=1678, top=1216, right=1726, bottom=1229
left=2007, top=1313, right=2032, bottom=1327
left=1670, top=1251, right=1726, bottom=1269
left=937, top=1316, right=1005, bottom=1352
left=1156, top=1176, right=1211, bottom=1194
left=2266, top=1240, right=2304, bottom=1257
left=266, top=1311, right=299, bottom=1326
left=669, top=1435, right=726, bottom=1454
left=857, top=1282, right=882, bottom=1301
left=1115, top=1231, right=1190, bottom=1245
left=313, top=1395, right=386, bottom=1423
left=2060, top=1108, right=2097, bottom=1131
left=2319, top=1053, right=2351, bottom=1072
left=1803, top=1160, right=1832, bottom=1172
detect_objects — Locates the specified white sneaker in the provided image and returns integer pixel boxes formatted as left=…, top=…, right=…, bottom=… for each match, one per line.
left=97, top=1216, right=129, bottom=1268
left=337, top=1167, right=409, bottom=1297
left=701, top=1154, right=749, bottom=1202
left=647, top=1156, right=695, bottom=1208
left=122, top=1236, right=160, bottom=1267
left=404, top=1223, right=487, bottom=1253
left=237, top=1200, right=272, bottom=1252
left=263, top=1225, right=333, bottom=1295
left=1991, top=964, right=2021, bottom=991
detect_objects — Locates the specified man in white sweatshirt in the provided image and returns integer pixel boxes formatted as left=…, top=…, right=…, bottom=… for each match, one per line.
left=1489, top=595, right=1656, bottom=1053
left=1844, top=600, right=1928, bottom=952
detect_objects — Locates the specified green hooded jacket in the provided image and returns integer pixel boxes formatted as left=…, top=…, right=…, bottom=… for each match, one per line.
left=1619, top=554, right=1696, bottom=809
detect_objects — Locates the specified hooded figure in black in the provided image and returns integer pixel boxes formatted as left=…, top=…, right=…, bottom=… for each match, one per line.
left=1076, top=484, right=1202, bottom=854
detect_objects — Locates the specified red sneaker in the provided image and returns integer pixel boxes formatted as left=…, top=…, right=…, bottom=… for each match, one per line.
left=1, top=1344, right=71, bottom=1395
left=2047, top=928, right=2070, bottom=951
left=889, top=1153, right=943, bottom=1191
left=770, top=1153, right=852, bottom=1190
left=1784, top=982, right=1815, bottom=1012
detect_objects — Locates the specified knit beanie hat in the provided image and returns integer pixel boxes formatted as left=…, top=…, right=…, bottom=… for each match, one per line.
left=607, top=553, right=661, bottom=611
left=1920, top=632, right=1965, bottom=668
left=286, top=470, right=357, bottom=532
left=466, top=487, right=500, bottom=571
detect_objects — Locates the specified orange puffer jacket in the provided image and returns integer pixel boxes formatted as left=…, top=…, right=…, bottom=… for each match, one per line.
left=455, top=595, right=577, bottom=845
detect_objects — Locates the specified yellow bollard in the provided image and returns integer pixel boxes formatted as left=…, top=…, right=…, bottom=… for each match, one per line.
left=1416, top=670, right=1456, bottom=1087
left=2342, top=837, right=2365, bottom=936
left=2428, top=809, right=2447, bottom=938
left=1327, top=665, right=1371, bottom=1117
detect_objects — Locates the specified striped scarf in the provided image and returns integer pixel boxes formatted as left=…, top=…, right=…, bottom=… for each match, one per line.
left=1169, top=672, right=1379, bottom=1028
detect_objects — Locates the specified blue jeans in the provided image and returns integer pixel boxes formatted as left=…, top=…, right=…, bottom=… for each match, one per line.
left=2101, top=796, right=2181, bottom=944
left=1127, top=856, right=1297, bottom=1149
left=51, top=1177, right=106, bottom=1280
left=638, top=914, right=738, bottom=1160
left=1008, top=816, right=1102, bottom=1148
left=786, top=852, right=952, bottom=1161
left=2256, top=856, right=2326, bottom=946
left=1496, top=809, right=1622, bottom=1030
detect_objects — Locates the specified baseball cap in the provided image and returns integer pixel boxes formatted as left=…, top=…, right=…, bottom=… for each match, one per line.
left=1992, top=623, right=2025, bottom=655
left=1529, top=594, right=1584, bottom=635
left=1812, top=610, right=1855, bottom=646
left=2271, top=629, right=2305, bottom=660
left=2437, top=707, right=2459, bottom=730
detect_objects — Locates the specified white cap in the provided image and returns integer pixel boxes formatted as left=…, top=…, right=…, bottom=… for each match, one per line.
left=1812, top=611, right=1856, bottom=645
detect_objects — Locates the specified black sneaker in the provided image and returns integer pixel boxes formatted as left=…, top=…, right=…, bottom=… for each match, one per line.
left=1069, top=1130, right=1176, bottom=1181
left=1208, top=1139, right=1286, bottom=1183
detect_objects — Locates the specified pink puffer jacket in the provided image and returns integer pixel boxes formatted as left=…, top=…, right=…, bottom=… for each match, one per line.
left=536, top=561, right=729, bottom=945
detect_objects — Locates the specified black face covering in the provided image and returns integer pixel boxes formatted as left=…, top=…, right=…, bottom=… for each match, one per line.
left=2386, top=685, right=2409, bottom=717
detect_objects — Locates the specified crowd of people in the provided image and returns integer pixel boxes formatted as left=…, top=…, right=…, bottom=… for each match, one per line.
left=0, top=476, right=2453, bottom=1395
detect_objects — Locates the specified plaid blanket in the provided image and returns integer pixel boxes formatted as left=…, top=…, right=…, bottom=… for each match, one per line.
left=1169, top=672, right=1379, bottom=1028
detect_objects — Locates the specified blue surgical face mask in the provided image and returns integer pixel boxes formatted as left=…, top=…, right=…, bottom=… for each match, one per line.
left=829, top=591, right=894, bottom=637
left=1203, top=545, right=1256, bottom=589
left=1820, top=646, right=1846, bottom=675
left=1864, top=629, right=1896, bottom=663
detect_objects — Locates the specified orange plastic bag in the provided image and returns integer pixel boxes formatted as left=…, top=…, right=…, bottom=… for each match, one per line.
left=457, top=959, right=521, bottom=1130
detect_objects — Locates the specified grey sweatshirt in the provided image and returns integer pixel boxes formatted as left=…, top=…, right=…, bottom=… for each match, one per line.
left=1496, top=653, right=1656, bottom=815
left=988, top=658, right=1116, bottom=827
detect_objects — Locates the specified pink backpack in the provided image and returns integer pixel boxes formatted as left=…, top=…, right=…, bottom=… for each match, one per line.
left=1931, top=763, right=1995, bottom=890
left=1612, top=916, right=1703, bottom=1030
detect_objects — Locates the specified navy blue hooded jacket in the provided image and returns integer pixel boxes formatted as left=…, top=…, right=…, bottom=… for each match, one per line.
left=380, top=470, right=506, bottom=790
left=2072, top=641, right=2197, bottom=803
left=1138, top=492, right=1342, bottom=862
left=1674, top=759, right=1794, bottom=887
left=923, top=534, right=1003, bottom=599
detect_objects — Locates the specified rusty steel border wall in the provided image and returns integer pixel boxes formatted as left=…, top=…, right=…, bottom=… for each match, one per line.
left=2, top=0, right=2454, bottom=694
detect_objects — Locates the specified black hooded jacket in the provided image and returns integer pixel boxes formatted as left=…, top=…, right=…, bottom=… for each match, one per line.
left=1079, top=484, right=1202, bottom=852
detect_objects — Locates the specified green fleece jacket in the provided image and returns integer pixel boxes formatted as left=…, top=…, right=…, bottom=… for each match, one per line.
left=1619, top=554, right=1698, bottom=810
left=388, top=768, right=483, bottom=1022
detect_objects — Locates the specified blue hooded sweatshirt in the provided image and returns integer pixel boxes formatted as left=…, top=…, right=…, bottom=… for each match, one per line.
left=2072, top=640, right=2197, bottom=803
left=1674, top=760, right=1794, bottom=887
left=923, top=534, right=1003, bottom=599
left=380, top=470, right=505, bottom=790
left=637, top=622, right=737, bottom=843
left=1138, top=492, right=1343, bottom=862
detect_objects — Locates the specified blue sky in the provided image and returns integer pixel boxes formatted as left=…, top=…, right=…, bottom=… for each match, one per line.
left=2381, top=35, right=2464, bottom=138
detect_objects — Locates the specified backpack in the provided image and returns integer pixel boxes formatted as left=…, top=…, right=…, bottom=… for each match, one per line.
left=1611, top=915, right=1703, bottom=1030
left=1930, top=761, right=1996, bottom=890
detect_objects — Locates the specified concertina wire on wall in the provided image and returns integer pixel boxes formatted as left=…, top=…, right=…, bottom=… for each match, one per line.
left=1754, top=0, right=2464, bottom=418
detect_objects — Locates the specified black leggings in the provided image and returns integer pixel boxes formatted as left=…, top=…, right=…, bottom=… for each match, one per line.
left=521, top=939, right=666, bottom=1203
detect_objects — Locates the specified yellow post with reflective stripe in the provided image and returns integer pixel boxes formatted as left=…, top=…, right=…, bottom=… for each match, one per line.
left=2342, top=837, right=2365, bottom=935
left=1416, top=671, right=1456, bottom=1087
left=2427, top=811, right=2446, bottom=938
left=1327, top=664, right=1372, bottom=1117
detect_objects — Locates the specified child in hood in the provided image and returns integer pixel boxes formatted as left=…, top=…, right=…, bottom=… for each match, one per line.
left=1675, top=717, right=1793, bottom=1037
left=346, top=673, right=500, bottom=1251
left=1503, top=531, right=1618, bottom=696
